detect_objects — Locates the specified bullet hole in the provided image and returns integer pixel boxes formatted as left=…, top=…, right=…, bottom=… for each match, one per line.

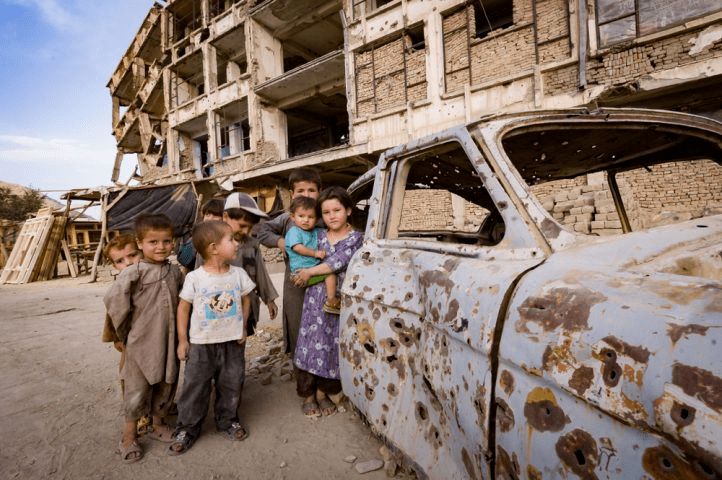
left=365, top=384, right=375, bottom=401
left=671, top=401, right=696, bottom=427
left=603, top=362, right=622, bottom=387
left=386, top=355, right=397, bottom=362
left=575, top=449, right=586, bottom=466
left=364, top=342, right=376, bottom=354
left=416, top=402, right=428, bottom=421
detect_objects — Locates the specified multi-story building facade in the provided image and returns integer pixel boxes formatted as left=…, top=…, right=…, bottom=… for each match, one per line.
left=107, top=0, right=722, bottom=210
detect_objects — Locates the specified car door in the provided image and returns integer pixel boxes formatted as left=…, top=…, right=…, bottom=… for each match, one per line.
left=340, top=127, right=547, bottom=479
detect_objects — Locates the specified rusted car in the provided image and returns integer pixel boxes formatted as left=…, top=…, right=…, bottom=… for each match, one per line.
left=339, top=108, right=722, bottom=479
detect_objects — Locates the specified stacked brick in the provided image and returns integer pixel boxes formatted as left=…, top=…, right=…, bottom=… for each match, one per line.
left=543, top=64, right=579, bottom=95
left=587, top=27, right=722, bottom=88
left=539, top=183, right=632, bottom=236
left=355, top=33, right=428, bottom=115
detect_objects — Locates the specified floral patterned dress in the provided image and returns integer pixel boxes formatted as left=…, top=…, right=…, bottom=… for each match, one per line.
left=294, top=229, right=363, bottom=379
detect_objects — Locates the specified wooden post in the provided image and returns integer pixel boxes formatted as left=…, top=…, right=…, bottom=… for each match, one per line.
left=89, top=193, right=108, bottom=283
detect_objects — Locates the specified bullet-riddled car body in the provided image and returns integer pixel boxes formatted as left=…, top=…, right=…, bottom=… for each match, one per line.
left=339, top=109, right=722, bottom=479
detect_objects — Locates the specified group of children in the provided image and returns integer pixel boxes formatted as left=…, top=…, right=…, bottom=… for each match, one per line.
left=102, top=169, right=343, bottom=463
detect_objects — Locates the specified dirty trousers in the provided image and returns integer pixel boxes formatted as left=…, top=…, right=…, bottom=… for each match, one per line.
left=175, top=341, right=246, bottom=438
left=123, top=355, right=177, bottom=422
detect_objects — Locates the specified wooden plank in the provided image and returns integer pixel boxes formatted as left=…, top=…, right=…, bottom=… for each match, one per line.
left=60, top=239, right=78, bottom=278
left=34, top=216, right=67, bottom=282
left=0, top=216, right=55, bottom=284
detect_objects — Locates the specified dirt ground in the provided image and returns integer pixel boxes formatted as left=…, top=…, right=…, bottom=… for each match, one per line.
left=0, top=273, right=409, bottom=479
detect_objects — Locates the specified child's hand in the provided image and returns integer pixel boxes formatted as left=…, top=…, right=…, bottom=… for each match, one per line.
left=315, top=250, right=326, bottom=260
left=177, top=340, right=189, bottom=361
left=237, top=335, right=247, bottom=345
left=267, top=300, right=278, bottom=320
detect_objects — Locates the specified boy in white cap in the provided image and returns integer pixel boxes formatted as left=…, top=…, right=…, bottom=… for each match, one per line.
left=222, top=192, right=278, bottom=335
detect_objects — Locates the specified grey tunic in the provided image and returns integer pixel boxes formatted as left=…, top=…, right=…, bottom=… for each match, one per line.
left=103, top=260, right=183, bottom=385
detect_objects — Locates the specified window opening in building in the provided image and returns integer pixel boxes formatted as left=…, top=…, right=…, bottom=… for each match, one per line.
left=195, top=135, right=212, bottom=177
left=596, top=0, right=722, bottom=48
left=285, top=93, right=349, bottom=158
left=473, top=0, right=513, bottom=39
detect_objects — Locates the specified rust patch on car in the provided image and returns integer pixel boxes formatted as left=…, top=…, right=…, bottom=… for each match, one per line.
left=524, top=387, right=570, bottom=432
left=527, top=464, right=542, bottom=480
left=667, top=323, right=709, bottom=345
left=474, top=384, right=487, bottom=428
left=461, top=448, right=478, bottom=479
left=387, top=383, right=398, bottom=397
left=555, top=429, right=599, bottom=480
left=542, top=339, right=574, bottom=373
left=419, top=270, right=455, bottom=295
left=569, top=365, right=594, bottom=396
left=496, top=446, right=520, bottom=480
left=642, top=444, right=710, bottom=479
left=672, top=363, right=722, bottom=412
left=444, top=299, right=460, bottom=325
left=496, top=397, right=515, bottom=432
left=541, top=217, right=562, bottom=239
left=516, top=288, right=606, bottom=333
left=499, top=369, right=515, bottom=396
left=443, top=258, right=460, bottom=272
left=602, top=336, right=651, bottom=363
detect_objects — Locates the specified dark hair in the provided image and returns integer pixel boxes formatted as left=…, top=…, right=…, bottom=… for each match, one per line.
left=289, top=195, right=317, bottom=214
left=317, top=186, right=353, bottom=215
left=288, top=168, right=321, bottom=192
left=201, top=198, right=224, bottom=218
left=134, top=213, right=174, bottom=240
left=192, top=220, right=231, bottom=258
left=103, top=233, right=137, bottom=260
left=224, top=208, right=259, bottom=224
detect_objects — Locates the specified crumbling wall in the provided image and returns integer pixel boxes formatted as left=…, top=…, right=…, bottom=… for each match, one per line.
left=542, top=64, right=579, bottom=96
left=587, top=26, right=722, bottom=88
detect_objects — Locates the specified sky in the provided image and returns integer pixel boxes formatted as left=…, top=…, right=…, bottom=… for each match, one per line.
left=0, top=0, right=159, bottom=213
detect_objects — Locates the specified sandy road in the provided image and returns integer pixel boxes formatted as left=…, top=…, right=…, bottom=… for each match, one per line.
left=0, top=275, right=405, bottom=480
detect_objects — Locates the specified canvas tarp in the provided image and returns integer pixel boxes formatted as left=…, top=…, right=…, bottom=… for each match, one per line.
left=107, top=184, right=197, bottom=237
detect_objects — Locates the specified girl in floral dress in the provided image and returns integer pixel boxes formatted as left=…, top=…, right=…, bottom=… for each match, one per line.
left=291, top=186, right=363, bottom=417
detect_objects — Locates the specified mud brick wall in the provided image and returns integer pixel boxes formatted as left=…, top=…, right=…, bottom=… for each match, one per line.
left=586, top=26, right=722, bottom=87
left=543, top=64, right=579, bottom=95
left=355, top=34, right=427, bottom=115
left=470, top=27, right=535, bottom=84
left=536, top=0, right=571, bottom=63
left=617, top=159, right=722, bottom=226
left=401, top=190, right=453, bottom=230
left=443, top=0, right=568, bottom=91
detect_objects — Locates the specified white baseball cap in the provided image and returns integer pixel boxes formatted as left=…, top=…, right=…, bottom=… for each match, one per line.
left=224, top=192, right=268, bottom=219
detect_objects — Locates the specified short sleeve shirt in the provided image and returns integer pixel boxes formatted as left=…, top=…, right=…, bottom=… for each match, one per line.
left=285, top=226, right=322, bottom=273
left=180, top=265, right=256, bottom=344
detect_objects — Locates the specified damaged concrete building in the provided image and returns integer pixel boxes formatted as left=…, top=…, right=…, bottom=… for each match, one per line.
left=107, top=0, right=722, bottom=215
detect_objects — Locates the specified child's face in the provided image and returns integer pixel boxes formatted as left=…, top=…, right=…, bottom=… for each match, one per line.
left=216, top=229, right=239, bottom=263
left=290, top=206, right=317, bottom=232
left=291, top=181, right=320, bottom=200
left=203, top=213, right=222, bottom=222
left=108, top=244, right=141, bottom=271
left=320, top=198, right=352, bottom=232
left=137, top=228, right=174, bottom=264
left=223, top=213, right=254, bottom=242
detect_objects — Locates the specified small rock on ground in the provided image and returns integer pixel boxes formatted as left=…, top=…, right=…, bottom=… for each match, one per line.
left=355, top=459, right=384, bottom=474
